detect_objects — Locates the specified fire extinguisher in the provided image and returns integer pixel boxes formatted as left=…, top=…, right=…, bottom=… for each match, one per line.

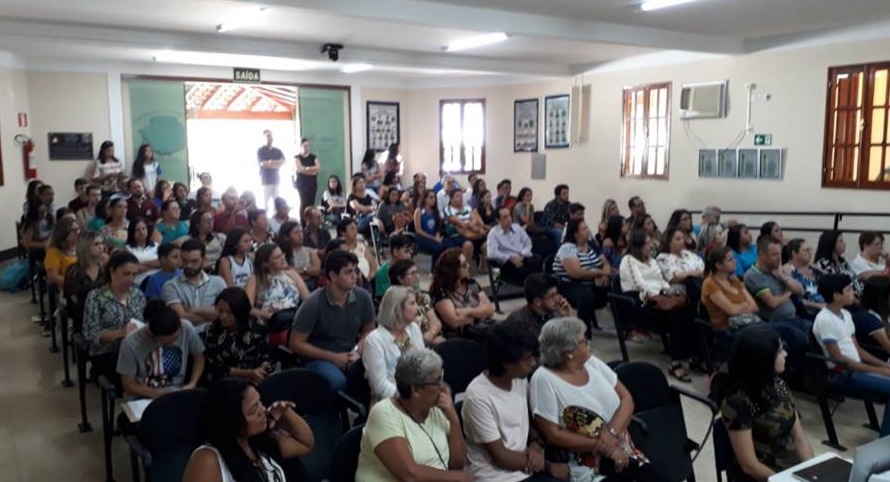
left=14, top=134, right=36, bottom=179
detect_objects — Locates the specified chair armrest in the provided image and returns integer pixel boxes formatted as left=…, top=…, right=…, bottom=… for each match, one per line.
left=125, top=434, right=153, bottom=468
left=337, top=390, right=368, bottom=422
left=98, top=374, right=117, bottom=400
left=607, top=292, right=637, bottom=305
left=629, top=414, right=648, bottom=436
left=671, top=385, right=718, bottom=415
left=805, top=352, right=851, bottom=370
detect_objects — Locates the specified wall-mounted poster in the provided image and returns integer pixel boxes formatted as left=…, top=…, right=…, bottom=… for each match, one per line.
left=717, top=149, right=738, bottom=178
left=698, top=149, right=717, bottom=177
left=366, top=101, right=400, bottom=152
left=738, top=149, right=759, bottom=178
left=514, top=98, right=539, bottom=152
left=544, top=94, right=570, bottom=149
left=760, top=148, right=784, bottom=180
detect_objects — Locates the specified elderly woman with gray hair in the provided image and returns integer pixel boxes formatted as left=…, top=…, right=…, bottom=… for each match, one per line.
left=362, top=286, right=426, bottom=403
left=530, top=318, right=657, bottom=482
left=357, top=348, right=471, bottom=482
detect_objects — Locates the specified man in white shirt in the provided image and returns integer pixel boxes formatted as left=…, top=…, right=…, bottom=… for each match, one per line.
left=850, top=231, right=890, bottom=280
left=487, top=208, right=542, bottom=282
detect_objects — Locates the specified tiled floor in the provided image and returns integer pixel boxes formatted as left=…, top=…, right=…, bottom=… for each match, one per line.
left=0, top=262, right=882, bottom=482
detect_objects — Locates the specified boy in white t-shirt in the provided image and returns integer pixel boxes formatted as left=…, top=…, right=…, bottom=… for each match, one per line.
left=462, top=321, right=566, bottom=482
left=813, top=273, right=890, bottom=436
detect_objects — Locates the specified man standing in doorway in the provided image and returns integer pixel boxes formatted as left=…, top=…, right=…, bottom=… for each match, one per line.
left=257, top=129, right=285, bottom=211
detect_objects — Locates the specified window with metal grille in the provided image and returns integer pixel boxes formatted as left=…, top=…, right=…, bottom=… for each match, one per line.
left=439, top=99, right=486, bottom=174
left=621, top=82, right=671, bottom=179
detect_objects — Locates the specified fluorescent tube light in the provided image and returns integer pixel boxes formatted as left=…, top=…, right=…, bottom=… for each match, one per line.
left=341, top=63, right=373, bottom=74
left=445, top=33, right=508, bottom=52
left=217, top=6, right=269, bottom=33
left=153, top=50, right=318, bottom=71
left=640, top=0, right=701, bottom=12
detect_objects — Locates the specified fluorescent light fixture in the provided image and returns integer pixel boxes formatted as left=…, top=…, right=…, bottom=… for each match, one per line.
left=153, top=50, right=319, bottom=71
left=341, top=63, right=373, bottom=74
left=216, top=6, right=269, bottom=33
left=640, top=0, right=701, bottom=11
left=445, top=33, right=508, bottom=52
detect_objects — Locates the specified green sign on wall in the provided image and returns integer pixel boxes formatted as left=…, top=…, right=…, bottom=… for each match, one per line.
left=128, top=81, right=189, bottom=185
left=298, top=88, right=349, bottom=205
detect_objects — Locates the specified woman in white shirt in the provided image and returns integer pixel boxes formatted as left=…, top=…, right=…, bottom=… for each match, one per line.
left=125, top=219, right=159, bottom=285
left=851, top=231, right=890, bottom=280
left=90, top=140, right=125, bottom=195
left=656, top=227, right=704, bottom=285
left=362, top=286, right=425, bottom=402
left=619, top=230, right=696, bottom=382
left=182, top=378, right=314, bottom=482
left=131, top=144, right=162, bottom=192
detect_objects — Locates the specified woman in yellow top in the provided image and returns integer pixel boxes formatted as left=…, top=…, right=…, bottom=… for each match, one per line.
left=357, top=348, right=470, bottom=482
left=44, top=218, right=80, bottom=289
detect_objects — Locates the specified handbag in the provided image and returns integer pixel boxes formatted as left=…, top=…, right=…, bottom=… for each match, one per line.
left=728, top=313, right=761, bottom=330
left=652, top=293, right=687, bottom=311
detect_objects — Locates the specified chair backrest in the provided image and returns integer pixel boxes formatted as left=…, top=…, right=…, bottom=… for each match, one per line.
left=258, top=369, right=342, bottom=482
left=139, top=388, right=207, bottom=482
left=615, top=362, right=694, bottom=482
left=543, top=255, right=555, bottom=277
left=345, top=360, right=371, bottom=411
left=329, top=424, right=364, bottom=482
left=433, top=338, right=486, bottom=401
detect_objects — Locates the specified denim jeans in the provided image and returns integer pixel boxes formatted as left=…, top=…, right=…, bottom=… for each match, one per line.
left=305, top=360, right=347, bottom=392
left=831, top=371, right=890, bottom=436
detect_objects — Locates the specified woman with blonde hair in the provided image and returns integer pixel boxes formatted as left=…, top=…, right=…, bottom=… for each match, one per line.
left=362, top=286, right=425, bottom=403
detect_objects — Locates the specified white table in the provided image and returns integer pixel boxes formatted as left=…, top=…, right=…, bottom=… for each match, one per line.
left=769, top=452, right=850, bottom=482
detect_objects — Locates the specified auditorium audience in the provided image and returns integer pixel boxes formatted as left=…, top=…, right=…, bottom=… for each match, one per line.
left=89, top=140, right=124, bottom=195
left=598, top=198, right=620, bottom=240
left=850, top=231, right=890, bottom=279
left=414, top=189, right=451, bottom=264
left=248, top=209, right=275, bottom=250
left=494, top=179, right=516, bottom=211
left=142, top=243, right=181, bottom=300
left=289, top=250, right=375, bottom=392
left=552, top=218, right=611, bottom=332
left=389, top=259, right=445, bottom=346
left=67, top=178, right=90, bottom=213
left=162, top=239, right=227, bottom=325
left=626, top=195, right=646, bottom=226
left=348, top=176, right=377, bottom=236
left=784, top=238, right=825, bottom=314
left=475, top=189, right=498, bottom=228
left=84, top=251, right=146, bottom=358
left=302, top=206, right=332, bottom=257
left=278, top=221, right=322, bottom=289
left=375, top=234, right=414, bottom=297
left=356, top=348, right=469, bottom=482
left=665, top=209, right=697, bottom=251
left=188, top=209, right=224, bottom=271
left=21, top=200, right=53, bottom=253
left=430, top=248, right=495, bottom=343
left=444, top=189, right=485, bottom=259
left=217, top=228, right=254, bottom=288
left=125, top=218, right=159, bottom=285
left=75, top=184, right=102, bottom=230
left=701, top=247, right=761, bottom=333
left=728, top=223, right=757, bottom=277
left=268, top=197, right=294, bottom=236
left=203, top=286, right=273, bottom=384
left=125, top=178, right=156, bottom=223
left=505, top=273, right=572, bottom=339
left=362, top=286, right=425, bottom=402
left=213, top=188, right=250, bottom=234
left=512, top=187, right=535, bottom=230
left=245, top=244, right=310, bottom=335
left=487, top=207, right=543, bottom=281
left=64, top=230, right=108, bottom=305
left=378, top=186, right=411, bottom=236
left=599, top=215, right=627, bottom=268
left=100, top=197, right=129, bottom=248
left=815, top=230, right=864, bottom=297
left=759, top=221, right=785, bottom=245
left=43, top=217, right=79, bottom=289
left=337, top=218, right=378, bottom=286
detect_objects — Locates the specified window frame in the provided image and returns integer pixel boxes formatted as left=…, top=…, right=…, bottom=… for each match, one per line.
left=822, top=62, right=890, bottom=189
left=438, top=98, right=487, bottom=175
left=620, top=82, right=672, bottom=180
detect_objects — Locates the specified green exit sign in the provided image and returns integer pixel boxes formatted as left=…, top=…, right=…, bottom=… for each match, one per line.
left=754, top=133, right=773, bottom=146
left=233, top=67, right=261, bottom=84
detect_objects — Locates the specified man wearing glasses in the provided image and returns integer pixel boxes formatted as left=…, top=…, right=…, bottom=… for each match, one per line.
left=506, top=274, right=571, bottom=339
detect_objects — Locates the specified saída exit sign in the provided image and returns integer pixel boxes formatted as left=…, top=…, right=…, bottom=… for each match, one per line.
left=233, top=67, right=261, bottom=84
left=754, top=133, right=773, bottom=146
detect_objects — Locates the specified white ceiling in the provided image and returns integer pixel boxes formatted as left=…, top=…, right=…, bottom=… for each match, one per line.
left=0, top=0, right=888, bottom=82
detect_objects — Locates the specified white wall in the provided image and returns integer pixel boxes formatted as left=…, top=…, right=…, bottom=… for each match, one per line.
left=26, top=71, right=110, bottom=204
left=0, top=60, right=31, bottom=249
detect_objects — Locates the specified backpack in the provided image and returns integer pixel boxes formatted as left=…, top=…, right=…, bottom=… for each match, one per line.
left=0, top=259, right=31, bottom=292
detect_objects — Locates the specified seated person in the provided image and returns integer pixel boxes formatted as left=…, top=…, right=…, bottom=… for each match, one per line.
left=728, top=224, right=757, bottom=277
left=126, top=219, right=160, bottom=287
left=850, top=231, right=890, bottom=280
left=217, top=228, right=254, bottom=288
left=84, top=252, right=147, bottom=364
left=356, top=348, right=470, bottom=482
left=716, top=327, right=814, bottom=481
left=530, top=317, right=654, bottom=482
left=784, top=238, right=826, bottom=315
left=493, top=179, right=517, bottom=211
left=443, top=189, right=485, bottom=260
left=182, top=379, right=314, bottom=482
left=67, top=178, right=90, bottom=213
left=124, top=178, right=156, bottom=223
left=702, top=247, right=761, bottom=332
left=814, top=274, right=890, bottom=436
left=375, top=234, right=414, bottom=297
left=44, top=218, right=79, bottom=290
left=505, top=273, right=572, bottom=339
left=759, top=221, right=786, bottom=246
left=203, top=287, right=273, bottom=384
left=430, top=248, right=496, bottom=343
left=278, top=221, right=322, bottom=290
left=322, top=174, right=348, bottom=224
left=213, top=188, right=250, bottom=234
left=553, top=219, right=611, bottom=333
left=487, top=207, right=543, bottom=281
left=245, top=244, right=310, bottom=335
left=117, top=300, right=205, bottom=399
left=389, top=259, right=445, bottom=346
left=362, top=286, right=425, bottom=403
left=743, top=236, right=811, bottom=374
left=463, top=321, right=564, bottom=482
left=656, top=226, right=705, bottom=293
left=143, top=243, right=181, bottom=300
left=248, top=209, right=275, bottom=250
left=855, top=280, right=890, bottom=354
left=620, top=230, right=696, bottom=382
left=337, top=218, right=378, bottom=287
left=162, top=239, right=227, bottom=325
left=302, top=206, right=332, bottom=258
left=289, top=250, right=376, bottom=392
left=268, top=196, right=295, bottom=236
left=377, top=187, right=411, bottom=236
left=188, top=209, right=224, bottom=271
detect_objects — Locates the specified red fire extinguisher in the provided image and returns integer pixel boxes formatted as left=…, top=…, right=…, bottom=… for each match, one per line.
left=15, top=134, right=36, bottom=179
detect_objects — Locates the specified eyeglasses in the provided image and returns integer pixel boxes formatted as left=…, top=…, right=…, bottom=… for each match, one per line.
left=421, top=376, right=446, bottom=387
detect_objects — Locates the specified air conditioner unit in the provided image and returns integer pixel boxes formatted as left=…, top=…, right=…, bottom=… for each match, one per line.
left=680, top=80, right=727, bottom=119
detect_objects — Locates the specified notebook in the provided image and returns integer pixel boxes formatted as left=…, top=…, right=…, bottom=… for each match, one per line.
left=792, top=456, right=853, bottom=482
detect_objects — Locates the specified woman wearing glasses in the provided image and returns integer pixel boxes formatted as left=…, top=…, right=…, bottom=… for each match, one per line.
left=357, top=348, right=470, bottom=482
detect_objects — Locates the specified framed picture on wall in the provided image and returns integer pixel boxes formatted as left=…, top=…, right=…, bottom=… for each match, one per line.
left=698, top=149, right=717, bottom=177
left=760, top=148, right=784, bottom=180
left=738, top=149, right=759, bottom=178
left=366, top=101, right=400, bottom=152
left=544, top=94, right=571, bottom=149
left=717, top=149, right=738, bottom=178
left=514, top=98, right=539, bottom=152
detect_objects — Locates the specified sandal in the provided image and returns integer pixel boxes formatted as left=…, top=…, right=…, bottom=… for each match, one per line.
left=626, top=329, right=647, bottom=344
left=668, top=362, right=692, bottom=383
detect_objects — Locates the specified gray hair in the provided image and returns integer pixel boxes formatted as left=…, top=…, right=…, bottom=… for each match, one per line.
left=539, top=317, right=587, bottom=368
left=702, top=205, right=722, bottom=218
left=378, top=286, right=415, bottom=329
left=395, top=348, right=443, bottom=397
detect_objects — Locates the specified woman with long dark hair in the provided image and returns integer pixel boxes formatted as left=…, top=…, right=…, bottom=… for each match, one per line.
left=131, top=144, right=162, bottom=191
left=182, top=378, right=315, bottom=482
left=203, top=287, right=273, bottom=384
left=245, top=244, right=310, bottom=335
left=125, top=218, right=159, bottom=285
left=474, top=189, right=497, bottom=227
left=153, top=179, right=173, bottom=211
left=600, top=214, right=627, bottom=268
left=430, top=248, right=495, bottom=342
left=90, top=140, right=125, bottom=195
left=716, top=327, right=813, bottom=481
left=361, top=148, right=384, bottom=192
left=218, top=228, right=255, bottom=288
left=321, top=175, right=347, bottom=224
left=727, top=223, right=756, bottom=277
left=552, top=218, right=611, bottom=333
left=701, top=246, right=761, bottom=333
left=347, top=176, right=377, bottom=236
left=277, top=221, right=321, bottom=288
left=189, top=209, right=224, bottom=271
left=665, top=209, right=696, bottom=251
left=760, top=221, right=785, bottom=245
left=383, top=142, right=402, bottom=184
left=173, top=182, right=194, bottom=221
left=44, top=217, right=80, bottom=289
left=100, top=197, right=129, bottom=248
left=21, top=199, right=54, bottom=254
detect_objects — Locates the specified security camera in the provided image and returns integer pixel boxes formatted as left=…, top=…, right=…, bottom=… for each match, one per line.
left=321, top=43, right=343, bottom=62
